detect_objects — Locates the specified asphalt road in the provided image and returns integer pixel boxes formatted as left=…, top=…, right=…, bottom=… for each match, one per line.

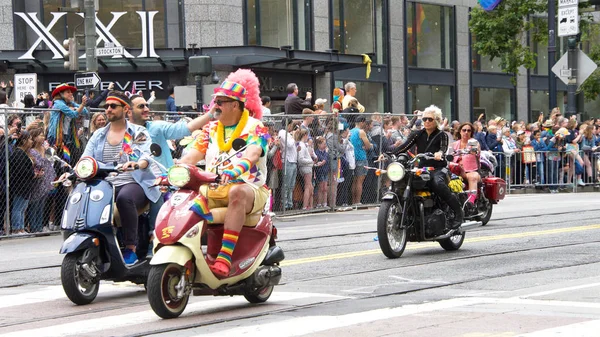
left=0, top=193, right=600, bottom=336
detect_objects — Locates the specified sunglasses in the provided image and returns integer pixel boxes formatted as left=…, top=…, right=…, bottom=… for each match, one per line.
left=136, top=103, right=150, bottom=109
left=422, top=117, right=434, bottom=122
left=461, top=129, right=472, bottom=133
left=103, top=103, right=123, bottom=110
left=215, top=100, right=234, bottom=106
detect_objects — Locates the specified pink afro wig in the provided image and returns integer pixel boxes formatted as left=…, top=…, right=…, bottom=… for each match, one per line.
left=224, top=69, right=262, bottom=120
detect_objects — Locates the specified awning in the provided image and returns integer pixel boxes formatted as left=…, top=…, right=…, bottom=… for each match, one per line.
left=200, top=46, right=367, bottom=73
left=0, top=46, right=367, bottom=74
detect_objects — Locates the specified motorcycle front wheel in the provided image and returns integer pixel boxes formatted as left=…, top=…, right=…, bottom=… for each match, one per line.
left=438, top=232, right=465, bottom=251
left=147, top=264, right=190, bottom=319
left=377, top=200, right=407, bottom=259
left=61, top=251, right=100, bottom=305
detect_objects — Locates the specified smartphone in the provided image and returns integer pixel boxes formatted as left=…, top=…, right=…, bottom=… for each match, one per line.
left=338, top=123, right=344, bottom=131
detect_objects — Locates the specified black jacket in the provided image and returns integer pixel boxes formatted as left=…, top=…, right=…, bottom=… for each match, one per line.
left=392, top=128, right=449, bottom=168
left=9, top=147, right=34, bottom=198
left=86, top=89, right=110, bottom=109
left=284, top=95, right=312, bottom=115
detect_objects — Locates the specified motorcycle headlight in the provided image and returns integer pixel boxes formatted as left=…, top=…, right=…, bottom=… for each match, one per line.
left=168, top=165, right=190, bottom=188
left=386, top=162, right=405, bottom=182
left=75, top=157, right=98, bottom=179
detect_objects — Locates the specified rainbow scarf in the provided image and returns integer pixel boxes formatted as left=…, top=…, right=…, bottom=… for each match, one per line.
left=56, top=113, right=81, bottom=150
left=215, top=229, right=239, bottom=267
left=62, top=145, right=71, bottom=162
left=121, top=132, right=139, bottom=161
left=189, top=195, right=213, bottom=222
left=416, top=167, right=435, bottom=176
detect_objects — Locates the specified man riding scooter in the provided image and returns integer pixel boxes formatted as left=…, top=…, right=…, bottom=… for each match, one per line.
left=82, top=91, right=160, bottom=265
left=179, top=80, right=270, bottom=277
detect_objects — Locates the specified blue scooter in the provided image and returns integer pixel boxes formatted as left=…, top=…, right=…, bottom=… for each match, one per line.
left=57, top=153, right=160, bottom=305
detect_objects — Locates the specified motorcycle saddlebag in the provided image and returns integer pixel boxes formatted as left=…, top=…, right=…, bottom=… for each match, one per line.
left=482, top=177, right=506, bottom=202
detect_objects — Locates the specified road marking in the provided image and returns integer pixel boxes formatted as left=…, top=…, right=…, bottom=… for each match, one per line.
left=0, top=292, right=347, bottom=337
left=280, top=224, right=600, bottom=266
left=519, top=282, right=600, bottom=299
left=516, top=319, right=600, bottom=336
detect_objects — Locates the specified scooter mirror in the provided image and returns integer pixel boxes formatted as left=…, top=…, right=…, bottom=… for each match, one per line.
left=232, top=138, right=246, bottom=152
left=150, top=143, right=162, bottom=157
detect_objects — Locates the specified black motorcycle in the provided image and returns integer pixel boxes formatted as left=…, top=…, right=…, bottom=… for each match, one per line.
left=377, top=153, right=482, bottom=259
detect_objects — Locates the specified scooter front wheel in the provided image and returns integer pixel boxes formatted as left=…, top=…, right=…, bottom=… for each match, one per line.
left=147, top=263, right=189, bottom=319
left=61, top=252, right=100, bottom=305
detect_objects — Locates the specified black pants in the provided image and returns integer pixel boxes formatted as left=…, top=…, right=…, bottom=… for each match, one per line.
left=428, top=169, right=463, bottom=221
left=0, top=191, right=6, bottom=232
left=115, top=183, right=147, bottom=247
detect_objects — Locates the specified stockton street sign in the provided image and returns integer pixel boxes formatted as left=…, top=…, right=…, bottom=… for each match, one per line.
left=14, top=11, right=160, bottom=60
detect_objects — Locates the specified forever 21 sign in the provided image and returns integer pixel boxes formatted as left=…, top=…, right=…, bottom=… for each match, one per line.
left=14, top=11, right=160, bottom=60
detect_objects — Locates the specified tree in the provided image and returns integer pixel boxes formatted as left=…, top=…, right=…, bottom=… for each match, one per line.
left=470, top=0, right=596, bottom=92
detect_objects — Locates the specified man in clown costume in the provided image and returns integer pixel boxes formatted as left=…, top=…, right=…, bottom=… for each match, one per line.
left=180, top=78, right=270, bottom=278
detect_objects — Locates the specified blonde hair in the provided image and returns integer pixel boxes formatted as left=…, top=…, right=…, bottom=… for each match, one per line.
left=90, top=112, right=107, bottom=134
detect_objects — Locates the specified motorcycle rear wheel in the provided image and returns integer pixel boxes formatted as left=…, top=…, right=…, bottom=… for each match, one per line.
left=244, top=285, right=274, bottom=303
left=147, top=263, right=189, bottom=319
left=438, top=232, right=465, bottom=251
left=377, top=200, right=407, bottom=259
left=476, top=202, right=493, bottom=226
left=61, top=251, right=99, bottom=305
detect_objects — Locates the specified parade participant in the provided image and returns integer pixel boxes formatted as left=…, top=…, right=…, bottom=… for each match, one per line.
left=390, top=105, right=464, bottom=229
left=180, top=80, right=270, bottom=277
left=452, top=122, right=481, bottom=205
left=48, top=83, right=89, bottom=164
left=82, top=91, right=159, bottom=265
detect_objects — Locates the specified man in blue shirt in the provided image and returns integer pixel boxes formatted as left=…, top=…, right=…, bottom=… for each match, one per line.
left=128, top=94, right=212, bottom=251
left=165, top=86, right=177, bottom=112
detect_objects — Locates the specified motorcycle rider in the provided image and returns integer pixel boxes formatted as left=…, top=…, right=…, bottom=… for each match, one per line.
left=82, top=91, right=160, bottom=265
left=179, top=80, right=270, bottom=277
left=128, top=94, right=212, bottom=246
left=389, top=105, right=464, bottom=229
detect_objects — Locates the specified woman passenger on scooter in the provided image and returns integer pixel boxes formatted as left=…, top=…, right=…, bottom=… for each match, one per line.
left=452, top=122, right=481, bottom=205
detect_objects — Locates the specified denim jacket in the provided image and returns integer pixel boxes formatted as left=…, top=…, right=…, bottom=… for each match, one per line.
left=82, top=121, right=160, bottom=203
left=531, top=138, right=547, bottom=161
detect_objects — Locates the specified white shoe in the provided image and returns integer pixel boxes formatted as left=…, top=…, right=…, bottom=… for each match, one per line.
left=42, top=226, right=50, bottom=232
left=577, top=179, right=585, bottom=187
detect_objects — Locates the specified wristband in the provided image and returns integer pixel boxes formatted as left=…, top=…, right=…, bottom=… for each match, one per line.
left=222, top=158, right=252, bottom=181
left=208, top=112, right=214, bottom=119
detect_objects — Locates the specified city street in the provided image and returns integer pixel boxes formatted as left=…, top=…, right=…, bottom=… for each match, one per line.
left=1, top=193, right=600, bottom=336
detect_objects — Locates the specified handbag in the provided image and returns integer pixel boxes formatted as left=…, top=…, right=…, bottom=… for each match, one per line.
left=273, top=148, right=283, bottom=170
left=521, top=145, right=536, bottom=164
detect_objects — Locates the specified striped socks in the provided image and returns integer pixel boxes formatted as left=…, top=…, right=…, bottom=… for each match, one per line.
left=212, top=229, right=240, bottom=277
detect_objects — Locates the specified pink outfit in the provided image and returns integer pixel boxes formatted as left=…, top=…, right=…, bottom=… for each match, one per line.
left=453, top=141, right=479, bottom=173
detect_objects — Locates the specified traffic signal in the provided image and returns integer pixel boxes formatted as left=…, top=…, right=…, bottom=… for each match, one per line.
left=63, top=38, right=79, bottom=71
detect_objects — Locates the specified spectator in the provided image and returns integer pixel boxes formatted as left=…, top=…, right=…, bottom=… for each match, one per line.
left=314, top=98, right=327, bottom=114
left=331, top=88, right=344, bottom=114
left=166, top=85, right=177, bottom=112
left=324, top=118, right=346, bottom=208
left=341, top=82, right=365, bottom=112
left=284, top=83, right=312, bottom=115
left=580, top=124, right=596, bottom=183
left=261, top=96, right=272, bottom=117
left=300, top=108, right=315, bottom=138
left=0, top=90, right=9, bottom=129
left=341, top=98, right=361, bottom=129
left=313, top=136, right=329, bottom=208
left=0, top=81, right=14, bottom=104
left=36, top=92, right=51, bottom=109
left=89, top=112, right=107, bottom=136
left=349, top=116, right=372, bottom=205
left=266, top=124, right=282, bottom=210
left=338, top=126, right=355, bottom=208
left=531, top=130, right=548, bottom=186
left=278, top=120, right=300, bottom=209
left=473, top=121, right=489, bottom=151
left=547, top=129, right=567, bottom=193
left=86, top=82, right=115, bottom=108
left=9, top=130, right=40, bottom=234
left=27, top=127, right=55, bottom=232
left=296, top=129, right=314, bottom=210
left=515, top=130, right=529, bottom=185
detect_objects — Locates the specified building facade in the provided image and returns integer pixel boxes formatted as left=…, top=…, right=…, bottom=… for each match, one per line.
left=0, top=0, right=598, bottom=121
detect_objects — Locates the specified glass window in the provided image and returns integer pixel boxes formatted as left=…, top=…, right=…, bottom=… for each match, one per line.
left=582, top=96, right=600, bottom=121
left=335, top=80, right=386, bottom=113
left=332, top=0, right=386, bottom=64
left=471, top=34, right=502, bottom=72
left=407, top=2, right=454, bottom=69
left=407, top=85, right=454, bottom=120
left=245, top=0, right=311, bottom=50
left=473, top=88, right=515, bottom=122
left=530, top=90, right=566, bottom=122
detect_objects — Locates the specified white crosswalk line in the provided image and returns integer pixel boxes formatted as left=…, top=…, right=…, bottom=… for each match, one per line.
left=0, top=292, right=347, bottom=337
left=516, top=319, right=600, bottom=336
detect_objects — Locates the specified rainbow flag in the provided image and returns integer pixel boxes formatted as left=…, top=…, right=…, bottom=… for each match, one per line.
left=336, top=158, right=342, bottom=180
left=123, top=132, right=133, bottom=145
left=189, top=195, right=213, bottom=222
left=122, top=132, right=139, bottom=161
left=62, top=145, right=71, bottom=162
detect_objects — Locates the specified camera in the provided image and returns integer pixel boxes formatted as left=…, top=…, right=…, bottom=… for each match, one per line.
left=16, top=122, right=22, bottom=134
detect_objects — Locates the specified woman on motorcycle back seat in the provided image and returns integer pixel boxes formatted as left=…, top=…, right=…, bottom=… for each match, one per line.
left=452, top=122, right=481, bottom=205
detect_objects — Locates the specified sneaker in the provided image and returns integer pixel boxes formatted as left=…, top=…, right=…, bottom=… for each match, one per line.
left=122, top=249, right=138, bottom=266
left=577, top=179, right=585, bottom=187
left=42, top=226, right=50, bottom=233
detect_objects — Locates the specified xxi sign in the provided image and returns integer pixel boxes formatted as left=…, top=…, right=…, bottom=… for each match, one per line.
left=14, top=11, right=160, bottom=60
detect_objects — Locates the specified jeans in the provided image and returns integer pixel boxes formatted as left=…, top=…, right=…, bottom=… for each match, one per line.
left=536, top=160, right=545, bottom=185
left=282, top=161, right=297, bottom=209
left=27, top=197, right=46, bottom=232
left=548, top=159, right=559, bottom=190
left=148, top=193, right=165, bottom=235
left=11, top=196, right=29, bottom=231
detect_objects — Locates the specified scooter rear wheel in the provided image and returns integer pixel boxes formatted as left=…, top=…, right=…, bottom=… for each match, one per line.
left=244, top=285, right=274, bottom=303
left=147, top=263, right=189, bottom=319
left=61, top=252, right=99, bottom=305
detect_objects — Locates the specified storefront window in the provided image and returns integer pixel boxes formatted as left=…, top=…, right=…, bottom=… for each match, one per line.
left=582, top=97, right=600, bottom=121
left=332, top=0, right=386, bottom=64
left=245, top=0, right=311, bottom=50
left=471, top=34, right=502, bottom=72
left=530, top=90, right=566, bottom=122
left=13, top=0, right=182, bottom=51
left=407, top=85, right=454, bottom=121
left=473, top=88, right=515, bottom=122
left=407, top=2, right=454, bottom=69
left=335, top=80, right=385, bottom=113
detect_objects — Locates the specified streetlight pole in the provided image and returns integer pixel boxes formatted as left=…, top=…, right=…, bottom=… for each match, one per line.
left=83, top=0, right=98, bottom=72
left=548, top=0, right=557, bottom=112
left=566, top=35, right=578, bottom=117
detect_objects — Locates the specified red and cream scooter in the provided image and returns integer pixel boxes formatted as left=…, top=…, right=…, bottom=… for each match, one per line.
left=146, top=139, right=284, bottom=319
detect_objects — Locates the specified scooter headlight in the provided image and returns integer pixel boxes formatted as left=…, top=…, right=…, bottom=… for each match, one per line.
left=75, top=157, right=98, bottom=179
left=386, top=162, right=405, bottom=182
left=168, top=165, right=190, bottom=188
